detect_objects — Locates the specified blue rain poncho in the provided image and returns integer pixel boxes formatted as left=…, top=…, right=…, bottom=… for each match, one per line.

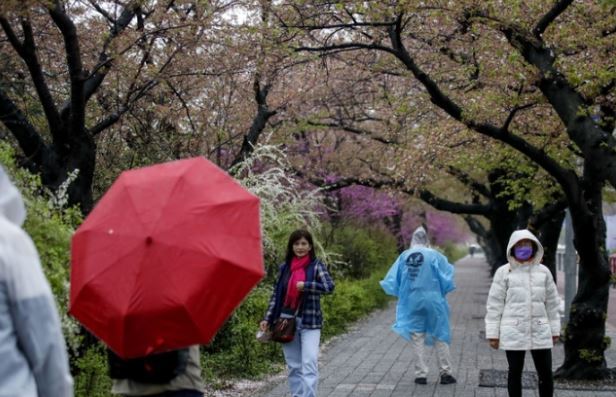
left=380, top=227, right=455, bottom=345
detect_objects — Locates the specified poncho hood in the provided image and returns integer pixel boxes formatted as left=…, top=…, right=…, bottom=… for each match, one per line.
left=410, top=226, right=429, bottom=248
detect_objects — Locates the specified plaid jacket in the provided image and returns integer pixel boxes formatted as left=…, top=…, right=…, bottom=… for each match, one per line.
left=263, top=259, right=335, bottom=329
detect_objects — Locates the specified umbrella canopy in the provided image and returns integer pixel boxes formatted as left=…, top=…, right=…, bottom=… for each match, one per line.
left=69, top=157, right=264, bottom=358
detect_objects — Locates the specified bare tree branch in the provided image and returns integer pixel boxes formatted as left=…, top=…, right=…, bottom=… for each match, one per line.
left=89, top=106, right=128, bottom=137
left=230, top=76, right=277, bottom=167
left=294, top=42, right=398, bottom=57
left=58, top=1, right=139, bottom=121
left=445, top=166, right=491, bottom=198
left=166, top=81, right=197, bottom=134
left=533, top=0, right=574, bottom=38
left=0, top=17, right=62, bottom=141
left=87, top=0, right=116, bottom=24
left=503, top=102, right=536, bottom=132
left=0, top=86, right=50, bottom=167
left=305, top=120, right=399, bottom=144
left=0, top=16, right=24, bottom=54
left=48, top=0, right=87, bottom=139
left=310, top=175, right=493, bottom=215
left=282, top=21, right=395, bottom=30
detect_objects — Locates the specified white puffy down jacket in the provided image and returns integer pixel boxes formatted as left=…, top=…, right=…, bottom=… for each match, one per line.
left=485, top=229, right=561, bottom=350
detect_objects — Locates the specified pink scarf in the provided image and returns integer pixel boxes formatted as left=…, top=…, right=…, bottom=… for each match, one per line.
left=283, top=255, right=311, bottom=310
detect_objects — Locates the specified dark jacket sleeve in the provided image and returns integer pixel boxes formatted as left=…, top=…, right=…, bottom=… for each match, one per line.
left=303, top=261, right=335, bottom=294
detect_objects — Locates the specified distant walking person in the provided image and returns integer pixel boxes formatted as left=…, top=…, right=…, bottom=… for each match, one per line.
left=380, top=226, right=457, bottom=385
left=260, top=229, right=335, bottom=397
left=0, top=165, right=74, bottom=397
left=485, top=229, right=560, bottom=397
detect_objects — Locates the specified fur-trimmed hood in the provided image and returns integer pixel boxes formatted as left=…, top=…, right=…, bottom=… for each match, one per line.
left=506, top=229, right=544, bottom=267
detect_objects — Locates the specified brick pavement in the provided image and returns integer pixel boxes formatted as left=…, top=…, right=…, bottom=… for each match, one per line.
left=256, top=255, right=616, bottom=397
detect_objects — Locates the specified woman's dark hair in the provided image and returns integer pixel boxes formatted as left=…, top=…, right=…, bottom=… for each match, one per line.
left=285, top=229, right=316, bottom=263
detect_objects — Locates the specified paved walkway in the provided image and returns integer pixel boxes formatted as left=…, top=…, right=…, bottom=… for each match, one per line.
left=257, top=255, right=616, bottom=397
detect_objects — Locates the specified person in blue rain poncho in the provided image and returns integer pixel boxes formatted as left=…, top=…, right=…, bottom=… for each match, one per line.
left=380, top=226, right=457, bottom=385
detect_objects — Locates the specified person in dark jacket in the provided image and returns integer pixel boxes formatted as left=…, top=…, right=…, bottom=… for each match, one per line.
left=110, top=345, right=204, bottom=396
left=260, top=229, right=335, bottom=397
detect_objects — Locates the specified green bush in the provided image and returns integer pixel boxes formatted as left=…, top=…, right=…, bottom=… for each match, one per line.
left=73, top=345, right=113, bottom=397
left=325, top=224, right=398, bottom=279
left=202, top=286, right=283, bottom=379
left=440, top=243, right=468, bottom=264
left=0, top=144, right=81, bottom=302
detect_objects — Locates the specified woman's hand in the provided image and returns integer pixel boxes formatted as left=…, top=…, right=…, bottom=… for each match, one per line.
left=552, top=335, right=560, bottom=344
left=488, top=339, right=499, bottom=349
left=296, top=281, right=305, bottom=291
left=259, top=321, right=269, bottom=332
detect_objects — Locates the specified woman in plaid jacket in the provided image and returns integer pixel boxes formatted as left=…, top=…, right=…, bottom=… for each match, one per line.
left=260, top=229, right=335, bottom=397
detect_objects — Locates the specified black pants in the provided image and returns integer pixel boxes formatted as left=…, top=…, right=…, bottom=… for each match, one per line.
left=505, top=349, right=553, bottom=397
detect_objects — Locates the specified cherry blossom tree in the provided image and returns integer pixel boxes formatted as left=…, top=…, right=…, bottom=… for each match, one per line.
left=276, top=0, right=615, bottom=378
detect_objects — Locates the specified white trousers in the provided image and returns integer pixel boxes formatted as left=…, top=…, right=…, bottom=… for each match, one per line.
left=282, top=318, right=321, bottom=397
left=410, top=332, right=453, bottom=377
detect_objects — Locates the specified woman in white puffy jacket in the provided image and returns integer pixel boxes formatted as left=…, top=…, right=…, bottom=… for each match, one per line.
left=485, top=229, right=560, bottom=397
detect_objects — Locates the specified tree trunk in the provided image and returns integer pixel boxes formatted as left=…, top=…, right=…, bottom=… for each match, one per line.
left=14, top=136, right=96, bottom=213
left=66, top=145, right=96, bottom=213
left=383, top=209, right=405, bottom=253
left=463, top=215, right=506, bottom=273
left=482, top=169, right=532, bottom=272
left=555, top=172, right=610, bottom=379
left=485, top=223, right=508, bottom=274
left=532, top=209, right=566, bottom=282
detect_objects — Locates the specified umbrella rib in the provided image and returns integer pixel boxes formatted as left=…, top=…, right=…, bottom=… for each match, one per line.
left=73, top=233, right=146, bottom=300
left=148, top=160, right=255, bottom=236
left=154, top=197, right=257, bottom=237
left=122, top=172, right=183, bottom=236
left=149, top=172, right=185, bottom=236
left=123, top=181, right=149, bottom=235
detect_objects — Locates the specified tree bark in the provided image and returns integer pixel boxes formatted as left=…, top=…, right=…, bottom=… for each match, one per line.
left=0, top=3, right=139, bottom=212
left=555, top=165, right=610, bottom=379
left=229, top=77, right=276, bottom=168
left=533, top=210, right=565, bottom=282
left=383, top=209, right=405, bottom=253
left=528, top=197, right=568, bottom=281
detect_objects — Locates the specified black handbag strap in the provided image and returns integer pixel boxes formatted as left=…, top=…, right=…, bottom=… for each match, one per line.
left=293, top=302, right=302, bottom=317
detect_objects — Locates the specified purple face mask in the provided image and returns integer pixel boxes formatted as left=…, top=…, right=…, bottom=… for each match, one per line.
left=513, top=245, right=533, bottom=261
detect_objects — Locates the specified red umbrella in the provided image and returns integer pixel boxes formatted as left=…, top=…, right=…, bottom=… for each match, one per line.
left=69, top=157, right=264, bottom=358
